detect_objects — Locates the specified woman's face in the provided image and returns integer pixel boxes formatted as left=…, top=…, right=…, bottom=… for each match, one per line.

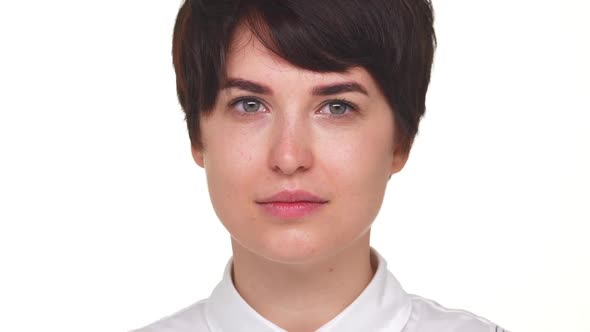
left=192, top=26, right=408, bottom=264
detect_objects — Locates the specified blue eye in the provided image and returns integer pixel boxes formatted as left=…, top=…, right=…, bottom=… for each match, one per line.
left=328, top=102, right=349, bottom=115
left=229, top=97, right=358, bottom=118
left=321, top=99, right=358, bottom=117
left=237, top=99, right=262, bottom=113
left=228, top=97, right=269, bottom=116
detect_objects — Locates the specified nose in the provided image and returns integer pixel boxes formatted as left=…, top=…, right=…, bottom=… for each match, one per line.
left=268, top=116, right=314, bottom=176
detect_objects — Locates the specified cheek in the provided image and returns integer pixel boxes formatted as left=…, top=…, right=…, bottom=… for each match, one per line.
left=317, top=125, right=393, bottom=189
left=203, top=117, right=261, bottom=178
left=202, top=123, right=263, bottom=221
left=315, top=122, right=394, bottom=222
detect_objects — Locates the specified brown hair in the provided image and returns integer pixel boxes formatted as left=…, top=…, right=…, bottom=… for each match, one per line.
left=173, top=0, right=436, bottom=154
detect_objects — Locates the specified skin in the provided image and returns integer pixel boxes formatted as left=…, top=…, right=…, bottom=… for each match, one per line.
left=191, top=25, right=409, bottom=332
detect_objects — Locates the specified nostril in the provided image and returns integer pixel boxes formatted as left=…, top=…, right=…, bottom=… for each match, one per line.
left=272, top=163, right=309, bottom=176
left=268, top=127, right=314, bottom=175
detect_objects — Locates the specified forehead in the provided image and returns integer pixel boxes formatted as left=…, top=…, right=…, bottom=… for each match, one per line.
left=225, top=25, right=378, bottom=90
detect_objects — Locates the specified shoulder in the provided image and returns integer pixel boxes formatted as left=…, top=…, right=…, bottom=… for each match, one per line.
left=131, top=299, right=210, bottom=332
left=404, top=294, right=508, bottom=332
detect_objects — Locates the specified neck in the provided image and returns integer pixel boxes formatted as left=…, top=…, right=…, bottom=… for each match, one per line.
left=230, top=232, right=376, bottom=332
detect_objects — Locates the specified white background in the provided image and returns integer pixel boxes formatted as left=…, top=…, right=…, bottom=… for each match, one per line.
left=0, top=1, right=588, bottom=331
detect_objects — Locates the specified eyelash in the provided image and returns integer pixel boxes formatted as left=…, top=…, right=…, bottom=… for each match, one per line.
left=228, top=96, right=359, bottom=119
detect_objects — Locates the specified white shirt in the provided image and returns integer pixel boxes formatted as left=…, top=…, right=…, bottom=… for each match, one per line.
left=134, top=248, right=507, bottom=332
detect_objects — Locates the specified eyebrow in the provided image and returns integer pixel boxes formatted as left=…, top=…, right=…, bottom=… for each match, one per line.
left=222, top=78, right=369, bottom=96
left=223, top=79, right=272, bottom=95
left=312, top=82, right=368, bottom=96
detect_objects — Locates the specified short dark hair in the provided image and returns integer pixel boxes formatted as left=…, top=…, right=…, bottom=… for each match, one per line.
left=172, top=0, right=436, bottom=154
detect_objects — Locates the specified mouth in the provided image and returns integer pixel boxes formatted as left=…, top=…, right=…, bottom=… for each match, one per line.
left=256, top=190, right=329, bottom=219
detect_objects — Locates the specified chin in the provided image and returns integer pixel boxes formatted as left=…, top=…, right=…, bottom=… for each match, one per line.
left=248, top=228, right=338, bottom=265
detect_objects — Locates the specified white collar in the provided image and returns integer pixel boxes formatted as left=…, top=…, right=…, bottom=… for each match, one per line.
left=204, top=247, right=412, bottom=332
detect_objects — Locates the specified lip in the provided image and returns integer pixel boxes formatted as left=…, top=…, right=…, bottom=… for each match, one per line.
left=256, top=190, right=328, bottom=219
left=257, top=190, right=328, bottom=204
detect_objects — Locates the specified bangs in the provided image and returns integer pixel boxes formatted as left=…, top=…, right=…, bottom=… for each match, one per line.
left=235, top=0, right=400, bottom=74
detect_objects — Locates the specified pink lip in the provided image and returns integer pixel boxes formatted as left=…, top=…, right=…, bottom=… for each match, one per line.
left=256, top=190, right=328, bottom=219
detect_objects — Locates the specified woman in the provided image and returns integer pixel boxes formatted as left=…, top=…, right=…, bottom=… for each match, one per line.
left=136, top=0, right=507, bottom=331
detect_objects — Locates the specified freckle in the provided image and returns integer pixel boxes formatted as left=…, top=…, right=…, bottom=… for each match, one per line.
left=328, top=267, right=334, bottom=272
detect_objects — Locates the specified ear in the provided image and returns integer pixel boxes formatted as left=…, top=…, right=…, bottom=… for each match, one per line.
left=191, top=145, right=205, bottom=168
left=390, top=143, right=410, bottom=176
